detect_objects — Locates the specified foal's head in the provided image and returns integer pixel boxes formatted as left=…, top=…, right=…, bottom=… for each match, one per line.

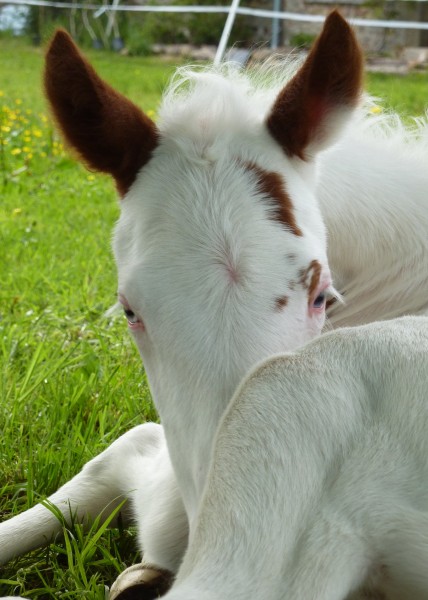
left=44, top=12, right=362, bottom=406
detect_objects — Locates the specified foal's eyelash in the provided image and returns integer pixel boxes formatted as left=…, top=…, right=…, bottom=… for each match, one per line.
left=326, top=285, right=344, bottom=305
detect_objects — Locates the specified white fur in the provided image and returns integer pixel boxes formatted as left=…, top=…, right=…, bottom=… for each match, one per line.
left=2, top=48, right=428, bottom=600
left=321, top=101, right=428, bottom=327
left=163, top=317, right=428, bottom=600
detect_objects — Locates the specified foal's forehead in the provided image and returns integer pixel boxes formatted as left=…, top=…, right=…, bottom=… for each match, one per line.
left=128, top=146, right=302, bottom=243
left=117, top=69, right=327, bottom=284
left=119, top=148, right=325, bottom=289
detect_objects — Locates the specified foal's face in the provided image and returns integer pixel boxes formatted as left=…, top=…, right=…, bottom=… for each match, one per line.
left=44, top=10, right=362, bottom=404
left=113, top=123, right=331, bottom=400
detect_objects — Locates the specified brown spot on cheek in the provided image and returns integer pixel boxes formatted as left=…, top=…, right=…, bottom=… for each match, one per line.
left=275, top=295, right=289, bottom=311
left=299, top=260, right=322, bottom=306
left=244, top=162, right=303, bottom=237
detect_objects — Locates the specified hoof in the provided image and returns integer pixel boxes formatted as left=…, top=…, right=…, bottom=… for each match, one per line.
left=109, top=563, right=174, bottom=600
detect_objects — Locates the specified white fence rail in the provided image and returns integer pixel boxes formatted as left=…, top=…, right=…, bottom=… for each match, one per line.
left=2, top=0, right=428, bottom=30
left=1, top=0, right=428, bottom=62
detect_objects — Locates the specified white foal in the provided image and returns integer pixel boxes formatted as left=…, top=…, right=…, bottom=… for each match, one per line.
left=1, top=11, right=428, bottom=600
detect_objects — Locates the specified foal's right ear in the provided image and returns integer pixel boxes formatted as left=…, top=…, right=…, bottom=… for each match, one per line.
left=44, top=30, right=159, bottom=196
left=267, top=11, right=363, bottom=160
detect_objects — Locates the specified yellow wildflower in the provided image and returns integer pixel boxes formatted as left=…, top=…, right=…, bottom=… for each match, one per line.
left=370, top=105, right=383, bottom=115
left=11, top=148, right=21, bottom=155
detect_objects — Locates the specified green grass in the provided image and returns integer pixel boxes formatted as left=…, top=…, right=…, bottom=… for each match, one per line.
left=0, top=35, right=427, bottom=599
left=366, top=71, right=428, bottom=117
left=0, top=35, right=177, bottom=600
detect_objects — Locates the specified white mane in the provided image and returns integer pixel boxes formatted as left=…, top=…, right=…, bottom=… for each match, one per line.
left=157, top=60, right=299, bottom=149
left=159, top=60, right=428, bottom=153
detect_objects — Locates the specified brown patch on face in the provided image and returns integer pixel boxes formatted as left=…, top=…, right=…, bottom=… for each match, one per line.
left=275, top=295, right=289, bottom=311
left=299, top=259, right=322, bottom=305
left=44, top=29, right=159, bottom=196
left=244, top=162, right=302, bottom=237
left=266, top=11, right=363, bottom=159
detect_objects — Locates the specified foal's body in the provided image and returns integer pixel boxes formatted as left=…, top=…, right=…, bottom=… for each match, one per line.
left=1, top=11, right=428, bottom=600
left=320, top=110, right=428, bottom=327
left=163, top=317, right=428, bottom=600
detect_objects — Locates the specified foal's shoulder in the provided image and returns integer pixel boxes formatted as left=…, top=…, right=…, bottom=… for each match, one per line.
left=298, top=316, right=428, bottom=369
left=234, top=316, right=428, bottom=406
left=214, top=317, right=428, bottom=468
left=316, top=316, right=428, bottom=367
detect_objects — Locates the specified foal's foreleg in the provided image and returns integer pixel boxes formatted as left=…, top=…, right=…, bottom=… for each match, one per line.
left=131, top=453, right=188, bottom=572
left=0, top=423, right=169, bottom=565
left=109, top=454, right=188, bottom=600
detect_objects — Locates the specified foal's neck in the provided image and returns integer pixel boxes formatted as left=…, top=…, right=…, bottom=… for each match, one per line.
left=152, top=369, right=236, bottom=522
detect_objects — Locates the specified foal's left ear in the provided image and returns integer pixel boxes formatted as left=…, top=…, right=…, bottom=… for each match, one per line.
left=267, top=11, right=363, bottom=160
left=44, top=30, right=159, bottom=196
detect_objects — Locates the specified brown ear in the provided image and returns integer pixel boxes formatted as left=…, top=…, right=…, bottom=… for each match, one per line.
left=44, top=30, right=159, bottom=196
left=266, top=11, right=363, bottom=160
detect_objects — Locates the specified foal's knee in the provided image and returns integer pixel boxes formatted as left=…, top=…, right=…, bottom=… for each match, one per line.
left=82, top=423, right=165, bottom=479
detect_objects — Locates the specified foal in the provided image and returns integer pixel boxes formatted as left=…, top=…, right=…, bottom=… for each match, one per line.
left=1, top=10, right=428, bottom=600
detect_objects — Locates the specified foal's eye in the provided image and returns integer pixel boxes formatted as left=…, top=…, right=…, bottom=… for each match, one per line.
left=119, top=294, right=144, bottom=330
left=124, top=307, right=139, bottom=325
left=312, top=292, right=326, bottom=309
